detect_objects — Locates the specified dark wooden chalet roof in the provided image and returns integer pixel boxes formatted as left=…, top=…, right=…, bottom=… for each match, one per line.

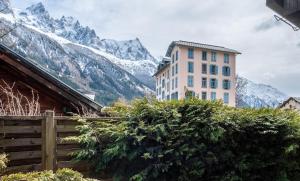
left=0, top=43, right=103, bottom=112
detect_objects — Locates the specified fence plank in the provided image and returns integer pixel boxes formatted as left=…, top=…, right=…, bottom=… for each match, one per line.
left=0, top=116, right=44, bottom=121
left=0, top=138, right=42, bottom=147
left=8, top=151, right=41, bottom=161
left=0, top=126, right=41, bottom=134
left=57, top=125, right=78, bottom=133
left=3, top=164, right=42, bottom=175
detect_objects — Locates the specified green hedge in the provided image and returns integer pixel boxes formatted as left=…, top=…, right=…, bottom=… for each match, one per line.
left=70, top=99, right=300, bottom=181
left=1, top=168, right=97, bottom=181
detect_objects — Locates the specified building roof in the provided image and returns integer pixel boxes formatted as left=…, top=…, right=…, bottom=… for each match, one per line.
left=0, top=43, right=103, bottom=112
left=279, top=97, right=300, bottom=108
left=267, top=0, right=300, bottom=28
left=165, top=40, right=241, bottom=57
left=153, top=57, right=171, bottom=77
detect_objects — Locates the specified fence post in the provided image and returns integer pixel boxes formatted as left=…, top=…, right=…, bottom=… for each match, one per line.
left=42, top=110, right=57, bottom=171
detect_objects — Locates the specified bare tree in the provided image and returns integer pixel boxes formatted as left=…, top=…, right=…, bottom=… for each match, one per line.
left=0, top=80, right=41, bottom=116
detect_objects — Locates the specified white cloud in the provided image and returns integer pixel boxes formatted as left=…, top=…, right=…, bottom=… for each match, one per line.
left=11, top=0, right=300, bottom=97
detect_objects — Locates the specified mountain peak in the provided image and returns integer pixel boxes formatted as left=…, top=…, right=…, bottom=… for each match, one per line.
left=0, top=0, right=13, bottom=14
left=26, top=2, right=47, bottom=16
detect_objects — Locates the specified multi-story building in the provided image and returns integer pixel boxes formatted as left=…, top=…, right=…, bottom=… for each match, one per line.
left=154, top=41, right=241, bottom=107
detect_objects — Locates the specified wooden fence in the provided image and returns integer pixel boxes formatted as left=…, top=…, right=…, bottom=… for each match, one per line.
left=0, top=111, right=119, bottom=176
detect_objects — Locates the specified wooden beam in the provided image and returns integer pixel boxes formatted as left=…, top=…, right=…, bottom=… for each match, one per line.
left=42, top=110, right=57, bottom=171
left=0, top=138, right=42, bottom=147
left=0, top=126, right=41, bottom=134
left=8, top=151, right=41, bottom=161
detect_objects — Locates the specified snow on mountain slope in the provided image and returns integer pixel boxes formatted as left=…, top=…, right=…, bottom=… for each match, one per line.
left=237, top=76, right=288, bottom=108
left=15, top=2, right=158, bottom=87
left=0, top=0, right=155, bottom=105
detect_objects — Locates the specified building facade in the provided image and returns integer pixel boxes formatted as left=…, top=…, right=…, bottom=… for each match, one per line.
left=279, top=97, right=300, bottom=112
left=154, top=41, right=240, bottom=107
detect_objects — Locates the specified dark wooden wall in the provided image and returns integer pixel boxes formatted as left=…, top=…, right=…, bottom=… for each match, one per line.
left=0, top=60, right=76, bottom=116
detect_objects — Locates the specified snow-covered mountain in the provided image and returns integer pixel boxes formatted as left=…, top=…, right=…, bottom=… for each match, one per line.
left=0, top=0, right=157, bottom=105
left=17, top=2, right=158, bottom=89
left=237, top=76, right=288, bottom=108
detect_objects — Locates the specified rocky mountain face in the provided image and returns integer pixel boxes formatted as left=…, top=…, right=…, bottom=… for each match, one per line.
left=0, top=1, right=156, bottom=105
left=0, top=1, right=288, bottom=107
left=236, top=76, right=288, bottom=108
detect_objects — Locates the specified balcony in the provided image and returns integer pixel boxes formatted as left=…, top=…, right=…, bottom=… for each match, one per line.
left=267, top=0, right=300, bottom=27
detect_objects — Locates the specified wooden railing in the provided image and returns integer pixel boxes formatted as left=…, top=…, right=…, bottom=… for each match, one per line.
left=0, top=111, right=120, bottom=176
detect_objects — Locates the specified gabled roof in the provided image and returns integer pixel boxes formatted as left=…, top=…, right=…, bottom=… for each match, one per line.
left=166, top=40, right=241, bottom=57
left=0, top=43, right=103, bottom=112
left=279, top=97, right=300, bottom=108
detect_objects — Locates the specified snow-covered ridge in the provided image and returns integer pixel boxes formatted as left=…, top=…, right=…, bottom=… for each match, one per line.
left=16, top=2, right=158, bottom=63
left=11, top=2, right=158, bottom=87
left=237, top=76, right=288, bottom=108
left=0, top=0, right=157, bottom=105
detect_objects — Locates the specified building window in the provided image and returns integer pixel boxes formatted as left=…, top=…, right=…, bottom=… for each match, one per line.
left=188, top=48, right=194, bottom=59
left=211, top=92, right=217, bottom=101
left=172, top=54, right=175, bottom=63
left=202, top=92, right=207, bottom=100
left=210, top=65, right=218, bottom=75
left=202, top=51, right=207, bottom=60
left=202, top=77, right=207, bottom=88
left=159, top=87, right=161, bottom=95
left=171, top=92, right=178, bottom=100
left=211, top=52, right=217, bottom=62
left=160, top=77, right=162, bottom=84
left=223, top=80, right=231, bottom=90
left=172, top=79, right=174, bottom=90
left=175, top=77, right=178, bottom=88
left=210, top=78, right=218, bottom=89
left=224, top=93, right=229, bottom=104
left=162, top=79, right=165, bottom=88
left=172, top=66, right=174, bottom=76
left=176, top=51, right=179, bottom=61
left=188, top=62, right=194, bottom=73
left=222, top=66, right=231, bottom=76
left=156, top=89, right=159, bottom=96
left=167, top=70, right=170, bottom=79
left=167, top=82, right=170, bottom=91
left=224, top=54, right=229, bottom=64
left=162, top=91, right=165, bottom=100
left=188, top=76, right=194, bottom=87
left=202, top=64, right=207, bottom=74
left=175, top=64, right=178, bottom=74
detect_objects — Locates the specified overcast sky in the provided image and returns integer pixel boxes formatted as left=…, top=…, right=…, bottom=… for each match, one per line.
left=11, top=0, right=300, bottom=97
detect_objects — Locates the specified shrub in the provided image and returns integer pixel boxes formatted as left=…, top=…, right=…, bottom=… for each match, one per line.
left=1, top=168, right=96, bottom=181
left=70, top=99, right=300, bottom=181
left=0, top=154, right=8, bottom=173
